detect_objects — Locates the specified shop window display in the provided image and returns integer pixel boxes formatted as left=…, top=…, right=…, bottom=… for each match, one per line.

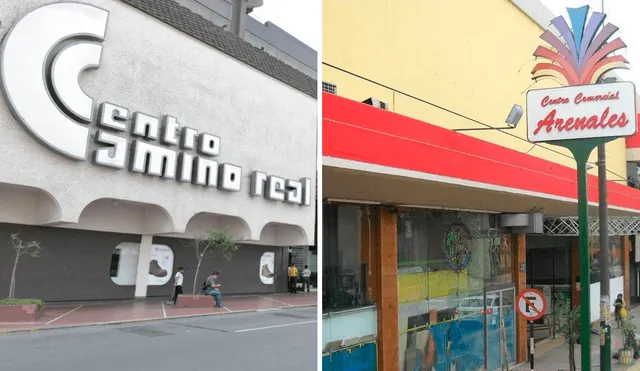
left=109, top=242, right=174, bottom=286
left=322, top=203, right=369, bottom=312
left=397, top=210, right=515, bottom=371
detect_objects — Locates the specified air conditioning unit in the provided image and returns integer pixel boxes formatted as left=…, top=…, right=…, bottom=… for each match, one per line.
left=500, top=212, right=544, bottom=234
left=362, top=97, right=389, bottom=110
left=322, top=81, right=337, bottom=94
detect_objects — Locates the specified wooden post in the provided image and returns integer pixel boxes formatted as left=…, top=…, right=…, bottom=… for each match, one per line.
left=376, top=206, right=399, bottom=371
left=623, top=236, right=631, bottom=309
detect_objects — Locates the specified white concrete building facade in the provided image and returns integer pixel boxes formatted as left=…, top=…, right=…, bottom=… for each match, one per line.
left=0, top=0, right=317, bottom=301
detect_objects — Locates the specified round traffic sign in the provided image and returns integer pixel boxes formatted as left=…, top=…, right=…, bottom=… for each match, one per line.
left=516, top=288, right=547, bottom=321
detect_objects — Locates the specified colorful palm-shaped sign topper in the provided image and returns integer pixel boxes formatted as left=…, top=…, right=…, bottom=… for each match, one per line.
left=532, top=5, right=628, bottom=86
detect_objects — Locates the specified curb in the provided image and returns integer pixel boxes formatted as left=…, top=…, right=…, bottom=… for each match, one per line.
left=0, top=303, right=317, bottom=335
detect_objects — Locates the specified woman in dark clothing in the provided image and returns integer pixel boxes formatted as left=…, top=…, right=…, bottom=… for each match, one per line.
left=614, top=293, right=625, bottom=328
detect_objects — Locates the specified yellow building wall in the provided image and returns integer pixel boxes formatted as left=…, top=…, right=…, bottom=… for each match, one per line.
left=322, top=0, right=628, bottom=182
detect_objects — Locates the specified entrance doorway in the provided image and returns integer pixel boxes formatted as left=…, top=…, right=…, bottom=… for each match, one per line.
left=485, top=286, right=516, bottom=370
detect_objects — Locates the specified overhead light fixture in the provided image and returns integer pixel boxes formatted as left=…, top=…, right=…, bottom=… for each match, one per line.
left=598, top=76, right=618, bottom=84
left=454, top=104, right=523, bottom=132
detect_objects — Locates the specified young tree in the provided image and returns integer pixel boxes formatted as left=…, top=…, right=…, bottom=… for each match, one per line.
left=190, top=229, right=238, bottom=295
left=554, top=295, right=580, bottom=371
left=8, top=233, right=43, bottom=299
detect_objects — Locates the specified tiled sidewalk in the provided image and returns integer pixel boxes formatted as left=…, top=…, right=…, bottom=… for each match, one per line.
left=0, top=292, right=316, bottom=334
left=515, top=324, right=640, bottom=370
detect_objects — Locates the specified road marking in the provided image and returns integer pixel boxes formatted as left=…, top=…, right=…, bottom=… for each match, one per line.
left=46, top=305, right=83, bottom=325
left=235, top=320, right=316, bottom=333
left=161, top=302, right=167, bottom=318
left=222, top=306, right=232, bottom=312
left=258, top=295, right=292, bottom=306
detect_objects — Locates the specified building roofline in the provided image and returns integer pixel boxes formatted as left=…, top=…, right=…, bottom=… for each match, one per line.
left=119, top=0, right=317, bottom=99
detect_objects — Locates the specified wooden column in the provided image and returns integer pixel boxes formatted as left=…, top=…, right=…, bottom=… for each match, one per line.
left=376, top=206, right=399, bottom=371
left=512, top=234, right=527, bottom=363
left=624, top=236, right=631, bottom=309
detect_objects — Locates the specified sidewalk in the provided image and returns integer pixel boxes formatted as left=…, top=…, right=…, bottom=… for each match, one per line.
left=515, top=307, right=640, bottom=370
left=0, top=292, right=316, bottom=334
left=514, top=331, right=631, bottom=370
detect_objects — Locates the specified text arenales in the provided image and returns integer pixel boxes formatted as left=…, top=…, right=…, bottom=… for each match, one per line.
left=92, top=102, right=311, bottom=206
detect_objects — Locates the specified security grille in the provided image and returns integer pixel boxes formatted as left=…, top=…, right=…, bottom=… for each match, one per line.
left=543, top=216, right=640, bottom=236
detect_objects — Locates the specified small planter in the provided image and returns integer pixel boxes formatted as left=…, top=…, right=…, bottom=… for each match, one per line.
left=0, top=303, right=44, bottom=322
left=175, top=295, right=213, bottom=308
left=618, top=348, right=634, bottom=365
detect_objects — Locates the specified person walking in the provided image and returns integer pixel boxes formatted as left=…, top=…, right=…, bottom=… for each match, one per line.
left=204, top=270, right=223, bottom=308
left=302, top=265, right=311, bottom=293
left=170, top=266, right=185, bottom=305
left=614, top=293, right=626, bottom=328
left=288, top=263, right=298, bottom=294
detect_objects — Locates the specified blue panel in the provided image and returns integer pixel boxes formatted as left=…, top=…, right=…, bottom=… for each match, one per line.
left=430, top=315, right=485, bottom=371
left=322, top=342, right=377, bottom=371
left=567, top=5, right=589, bottom=59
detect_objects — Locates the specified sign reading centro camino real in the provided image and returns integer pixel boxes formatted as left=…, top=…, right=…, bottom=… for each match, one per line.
left=527, top=82, right=637, bottom=143
left=0, top=2, right=311, bottom=207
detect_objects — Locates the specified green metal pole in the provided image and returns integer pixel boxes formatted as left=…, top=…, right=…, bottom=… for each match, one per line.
left=598, top=4, right=612, bottom=370
left=575, top=150, right=592, bottom=371
left=558, top=138, right=612, bottom=371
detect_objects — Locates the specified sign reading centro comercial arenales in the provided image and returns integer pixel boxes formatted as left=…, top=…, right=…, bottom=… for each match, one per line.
left=0, top=2, right=311, bottom=207
left=526, top=82, right=637, bottom=143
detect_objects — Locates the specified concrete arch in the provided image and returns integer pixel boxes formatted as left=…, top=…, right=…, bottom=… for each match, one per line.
left=259, top=222, right=308, bottom=246
left=184, top=212, right=251, bottom=241
left=0, top=182, right=62, bottom=225
left=77, top=198, right=174, bottom=234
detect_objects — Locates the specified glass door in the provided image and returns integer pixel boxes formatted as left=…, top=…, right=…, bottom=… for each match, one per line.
left=485, top=287, right=516, bottom=370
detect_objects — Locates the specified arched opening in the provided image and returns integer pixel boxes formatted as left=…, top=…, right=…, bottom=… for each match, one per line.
left=0, top=182, right=62, bottom=225
left=259, top=222, right=308, bottom=246
left=184, top=212, right=251, bottom=240
left=77, top=198, right=174, bottom=234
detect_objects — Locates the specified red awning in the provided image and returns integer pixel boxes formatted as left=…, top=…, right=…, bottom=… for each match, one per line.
left=323, top=92, right=640, bottom=213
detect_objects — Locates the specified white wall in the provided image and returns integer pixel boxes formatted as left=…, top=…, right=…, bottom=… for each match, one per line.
left=0, top=0, right=316, bottom=245
left=322, top=306, right=378, bottom=349
left=589, top=277, right=625, bottom=323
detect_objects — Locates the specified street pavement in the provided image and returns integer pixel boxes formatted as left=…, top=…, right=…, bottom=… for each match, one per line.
left=515, top=306, right=640, bottom=370
left=0, top=306, right=317, bottom=371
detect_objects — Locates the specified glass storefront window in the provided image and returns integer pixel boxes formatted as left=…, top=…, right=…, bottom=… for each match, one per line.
left=589, top=236, right=623, bottom=284
left=322, top=203, right=370, bottom=312
left=396, top=210, right=516, bottom=370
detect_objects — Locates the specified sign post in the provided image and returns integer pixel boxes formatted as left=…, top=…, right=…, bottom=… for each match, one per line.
left=517, top=288, right=547, bottom=371
left=527, top=6, right=636, bottom=370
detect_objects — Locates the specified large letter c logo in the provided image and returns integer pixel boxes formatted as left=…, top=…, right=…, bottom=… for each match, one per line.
left=0, top=3, right=109, bottom=160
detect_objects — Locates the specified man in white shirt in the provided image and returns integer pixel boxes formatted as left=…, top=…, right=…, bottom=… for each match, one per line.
left=170, top=266, right=185, bottom=305
left=302, top=265, right=312, bottom=293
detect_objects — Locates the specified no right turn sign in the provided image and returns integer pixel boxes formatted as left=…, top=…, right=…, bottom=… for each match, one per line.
left=516, top=288, right=547, bottom=321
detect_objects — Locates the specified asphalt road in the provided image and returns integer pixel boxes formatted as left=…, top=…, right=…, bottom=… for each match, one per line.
left=0, top=306, right=317, bottom=371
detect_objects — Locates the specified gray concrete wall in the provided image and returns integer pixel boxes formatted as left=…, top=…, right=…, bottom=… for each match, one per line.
left=149, top=236, right=288, bottom=297
left=0, top=222, right=288, bottom=301
left=176, top=0, right=317, bottom=78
